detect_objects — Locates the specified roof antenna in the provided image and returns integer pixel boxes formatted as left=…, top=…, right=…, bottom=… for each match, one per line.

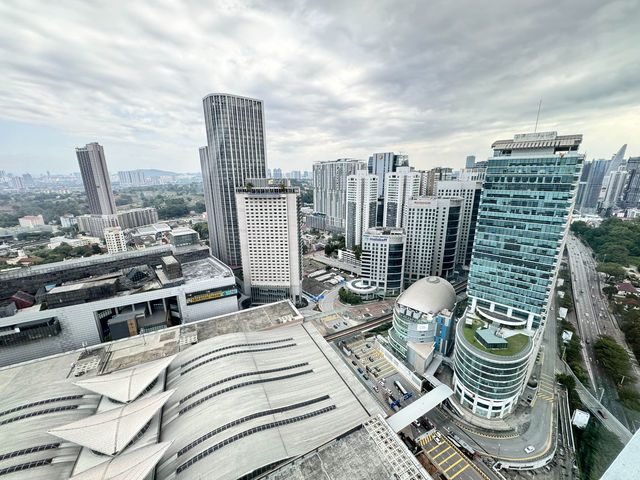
left=534, top=99, right=542, bottom=133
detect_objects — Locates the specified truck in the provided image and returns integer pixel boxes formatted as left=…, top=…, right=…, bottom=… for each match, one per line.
left=394, top=380, right=408, bottom=396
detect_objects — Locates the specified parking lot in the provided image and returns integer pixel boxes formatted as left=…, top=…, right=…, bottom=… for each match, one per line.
left=418, top=431, right=486, bottom=480
left=340, top=336, right=421, bottom=411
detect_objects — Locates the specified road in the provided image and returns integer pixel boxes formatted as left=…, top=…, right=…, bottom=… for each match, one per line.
left=565, top=234, right=638, bottom=431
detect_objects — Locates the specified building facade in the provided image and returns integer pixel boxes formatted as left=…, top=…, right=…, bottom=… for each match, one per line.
left=403, top=197, right=462, bottom=286
left=346, top=170, right=378, bottom=250
left=622, top=157, right=640, bottom=209
left=388, top=276, right=457, bottom=361
left=104, top=226, right=127, bottom=254
left=422, top=167, right=453, bottom=196
left=77, top=214, right=120, bottom=239
left=360, top=227, right=405, bottom=296
left=433, top=180, right=482, bottom=265
left=201, top=94, right=268, bottom=268
left=60, top=214, right=78, bottom=228
left=117, top=207, right=159, bottom=229
left=312, top=159, right=366, bottom=231
left=368, top=152, right=409, bottom=197
left=383, top=166, right=423, bottom=228
left=236, top=180, right=302, bottom=304
left=18, top=214, right=45, bottom=228
left=76, top=142, right=117, bottom=215
left=602, top=168, right=627, bottom=209
left=578, top=158, right=609, bottom=211
left=454, top=131, right=583, bottom=419
left=118, top=169, right=147, bottom=186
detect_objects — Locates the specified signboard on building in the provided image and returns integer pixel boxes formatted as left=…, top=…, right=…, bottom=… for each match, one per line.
left=186, top=287, right=238, bottom=305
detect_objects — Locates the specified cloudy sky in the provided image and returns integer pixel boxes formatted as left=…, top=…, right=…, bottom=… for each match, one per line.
left=0, top=0, right=638, bottom=175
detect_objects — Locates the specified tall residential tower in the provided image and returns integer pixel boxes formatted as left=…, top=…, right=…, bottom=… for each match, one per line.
left=200, top=94, right=267, bottom=267
left=76, top=142, right=117, bottom=215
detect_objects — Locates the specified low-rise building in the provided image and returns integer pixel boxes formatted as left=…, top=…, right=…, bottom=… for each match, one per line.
left=169, top=227, right=199, bottom=248
left=18, top=214, right=45, bottom=228
left=59, top=214, right=78, bottom=228
left=77, top=213, right=119, bottom=238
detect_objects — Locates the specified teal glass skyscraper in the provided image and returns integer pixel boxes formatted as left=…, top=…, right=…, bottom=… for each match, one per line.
left=453, top=132, right=583, bottom=418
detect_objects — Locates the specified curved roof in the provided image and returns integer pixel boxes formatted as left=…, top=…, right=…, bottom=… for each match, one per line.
left=396, top=277, right=456, bottom=315
left=48, top=390, right=174, bottom=455
left=74, top=355, right=175, bottom=403
left=69, top=442, right=173, bottom=480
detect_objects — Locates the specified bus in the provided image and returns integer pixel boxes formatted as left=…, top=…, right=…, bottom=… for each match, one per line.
left=394, top=380, right=408, bottom=396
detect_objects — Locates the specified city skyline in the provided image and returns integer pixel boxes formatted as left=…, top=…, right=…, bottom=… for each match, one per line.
left=1, top=1, right=639, bottom=174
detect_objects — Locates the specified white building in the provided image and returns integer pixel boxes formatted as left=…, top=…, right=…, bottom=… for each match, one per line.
left=433, top=180, right=482, bottom=265
left=383, top=167, right=423, bottom=228
left=118, top=169, right=147, bottom=186
left=312, top=159, right=367, bottom=231
left=403, top=197, right=462, bottom=286
left=346, top=170, right=378, bottom=250
left=602, top=168, right=627, bottom=209
left=236, top=179, right=302, bottom=305
left=360, top=227, right=405, bottom=296
left=77, top=213, right=119, bottom=238
left=458, top=166, right=487, bottom=182
left=18, top=214, right=45, bottom=228
left=104, top=226, right=127, bottom=254
left=60, top=214, right=78, bottom=228
left=117, top=207, right=159, bottom=229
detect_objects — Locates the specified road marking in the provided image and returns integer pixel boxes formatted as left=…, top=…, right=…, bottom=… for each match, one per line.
left=433, top=446, right=451, bottom=459
left=436, top=408, right=519, bottom=439
left=443, top=457, right=464, bottom=472
left=426, top=443, right=442, bottom=454
left=450, top=463, right=469, bottom=479
left=438, top=452, right=457, bottom=465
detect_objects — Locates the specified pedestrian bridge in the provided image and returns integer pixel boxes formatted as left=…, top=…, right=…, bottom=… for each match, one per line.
left=387, top=383, right=453, bottom=432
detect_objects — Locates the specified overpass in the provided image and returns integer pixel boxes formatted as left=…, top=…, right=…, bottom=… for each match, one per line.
left=387, top=383, right=453, bottom=432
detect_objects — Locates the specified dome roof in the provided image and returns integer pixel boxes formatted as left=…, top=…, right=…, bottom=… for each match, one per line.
left=396, top=276, right=456, bottom=315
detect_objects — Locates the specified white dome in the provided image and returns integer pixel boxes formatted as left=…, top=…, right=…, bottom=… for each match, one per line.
left=396, top=276, right=456, bottom=314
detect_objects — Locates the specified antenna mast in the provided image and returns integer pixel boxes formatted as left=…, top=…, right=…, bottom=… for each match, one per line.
left=534, top=99, right=542, bottom=133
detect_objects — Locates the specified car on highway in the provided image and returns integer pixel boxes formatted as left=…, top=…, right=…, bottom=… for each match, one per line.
left=524, top=445, right=535, bottom=454
left=598, top=409, right=607, bottom=419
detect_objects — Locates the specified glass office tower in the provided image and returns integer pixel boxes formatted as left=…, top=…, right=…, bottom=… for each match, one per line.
left=453, top=132, right=583, bottom=418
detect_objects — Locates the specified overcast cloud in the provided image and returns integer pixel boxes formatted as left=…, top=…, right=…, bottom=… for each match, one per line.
left=0, top=0, right=639, bottom=174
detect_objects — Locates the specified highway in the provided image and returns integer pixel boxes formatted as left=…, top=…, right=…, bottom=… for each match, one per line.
left=565, top=234, right=638, bottom=431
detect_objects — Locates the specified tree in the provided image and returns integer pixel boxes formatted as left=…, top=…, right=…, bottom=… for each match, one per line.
left=193, top=222, right=209, bottom=240
left=193, top=201, right=206, bottom=213
left=597, top=263, right=626, bottom=281
left=353, top=244, right=362, bottom=260
left=338, top=287, right=362, bottom=305
left=594, top=335, right=632, bottom=383
left=570, top=221, right=590, bottom=236
left=602, top=285, right=618, bottom=299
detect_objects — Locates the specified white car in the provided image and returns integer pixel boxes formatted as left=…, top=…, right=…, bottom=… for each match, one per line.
left=524, top=445, right=535, bottom=454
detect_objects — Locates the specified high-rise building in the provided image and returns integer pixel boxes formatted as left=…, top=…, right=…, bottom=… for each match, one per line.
left=273, top=168, right=283, bottom=179
left=465, top=155, right=476, bottom=168
left=236, top=179, right=302, bottom=304
left=604, top=144, right=627, bottom=178
left=117, top=208, right=159, bottom=229
left=383, top=167, right=423, bottom=228
left=77, top=214, right=119, bottom=239
left=76, top=142, right=117, bottom=215
left=574, top=161, right=592, bottom=210
left=602, top=168, right=627, bottom=209
left=422, top=167, right=453, bottom=195
left=403, top=197, right=462, bottom=286
left=104, top=226, right=127, bottom=254
left=118, top=170, right=147, bottom=186
left=10, top=176, right=25, bottom=190
left=578, top=158, right=609, bottom=211
left=433, top=180, right=482, bottom=265
left=368, top=152, right=409, bottom=197
left=360, top=227, right=405, bottom=297
left=453, top=131, right=583, bottom=419
left=200, top=94, right=267, bottom=267
left=346, top=170, right=378, bottom=250
left=622, top=157, right=640, bottom=209
left=312, top=159, right=366, bottom=231
left=458, top=166, right=486, bottom=182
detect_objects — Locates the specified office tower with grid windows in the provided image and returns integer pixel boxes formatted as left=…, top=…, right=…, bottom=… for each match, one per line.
left=368, top=152, right=409, bottom=197
left=236, top=179, right=302, bottom=305
left=383, top=167, right=423, bottom=228
left=453, top=132, right=583, bottom=419
left=76, top=142, right=117, bottom=215
left=433, top=180, right=482, bottom=265
left=200, top=94, right=267, bottom=268
left=360, top=227, right=405, bottom=297
left=403, top=197, right=462, bottom=287
left=345, top=170, right=378, bottom=250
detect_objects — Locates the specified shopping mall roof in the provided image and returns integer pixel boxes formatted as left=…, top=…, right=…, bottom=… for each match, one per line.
left=0, top=301, right=393, bottom=480
left=396, top=276, right=456, bottom=315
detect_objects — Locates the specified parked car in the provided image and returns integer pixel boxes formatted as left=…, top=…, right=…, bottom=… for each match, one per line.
left=351, top=360, right=357, bottom=366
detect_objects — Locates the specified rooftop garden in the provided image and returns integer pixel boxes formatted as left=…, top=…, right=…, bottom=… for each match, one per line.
left=462, top=319, right=530, bottom=356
